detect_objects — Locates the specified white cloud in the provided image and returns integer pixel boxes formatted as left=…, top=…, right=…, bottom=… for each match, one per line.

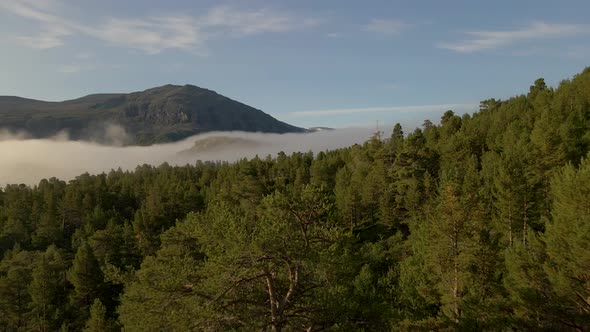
left=365, top=19, right=409, bottom=36
left=77, top=16, right=204, bottom=54
left=1, top=1, right=70, bottom=49
left=1, top=0, right=319, bottom=54
left=287, top=103, right=477, bottom=118
left=57, top=64, right=100, bottom=74
left=3, top=0, right=59, bottom=23
left=438, top=22, right=590, bottom=53
left=203, top=5, right=320, bottom=36
left=15, top=31, right=67, bottom=49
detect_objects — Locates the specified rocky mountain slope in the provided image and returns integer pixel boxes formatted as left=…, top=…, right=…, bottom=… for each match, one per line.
left=0, top=85, right=305, bottom=145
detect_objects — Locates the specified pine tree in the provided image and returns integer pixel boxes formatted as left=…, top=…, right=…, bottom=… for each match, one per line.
left=29, top=257, right=59, bottom=331
left=29, top=245, right=68, bottom=332
left=32, top=211, right=63, bottom=248
left=385, top=123, right=404, bottom=164
left=543, top=156, right=590, bottom=328
left=503, top=237, right=556, bottom=330
left=335, top=166, right=361, bottom=232
left=84, top=299, right=114, bottom=332
left=67, top=242, right=105, bottom=309
left=421, top=157, right=485, bottom=326
left=0, top=247, right=36, bottom=330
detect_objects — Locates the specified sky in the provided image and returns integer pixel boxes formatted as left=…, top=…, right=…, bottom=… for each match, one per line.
left=1, top=0, right=589, bottom=128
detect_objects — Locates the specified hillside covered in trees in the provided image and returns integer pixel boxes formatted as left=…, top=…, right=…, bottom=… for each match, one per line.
left=1, top=68, right=590, bottom=331
left=0, top=84, right=304, bottom=145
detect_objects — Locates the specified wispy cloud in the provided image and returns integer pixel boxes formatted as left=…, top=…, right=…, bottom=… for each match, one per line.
left=15, top=30, right=68, bottom=49
left=287, top=103, right=477, bottom=118
left=56, top=63, right=102, bottom=74
left=4, top=1, right=70, bottom=49
left=79, top=16, right=205, bottom=55
left=1, top=0, right=319, bottom=54
left=438, top=22, right=590, bottom=53
left=364, top=19, right=409, bottom=36
left=203, top=5, right=320, bottom=36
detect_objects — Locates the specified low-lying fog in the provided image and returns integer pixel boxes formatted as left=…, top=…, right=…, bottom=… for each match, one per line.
left=0, top=127, right=386, bottom=186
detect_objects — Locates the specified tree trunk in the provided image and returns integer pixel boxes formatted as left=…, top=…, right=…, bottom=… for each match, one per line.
left=523, top=197, right=528, bottom=248
left=508, top=203, right=513, bottom=247
left=264, top=273, right=278, bottom=332
left=452, top=220, right=461, bottom=323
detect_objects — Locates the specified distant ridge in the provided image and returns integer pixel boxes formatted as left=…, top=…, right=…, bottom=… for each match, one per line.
left=178, top=136, right=264, bottom=156
left=308, top=127, right=335, bottom=132
left=0, top=84, right=305, bottom=145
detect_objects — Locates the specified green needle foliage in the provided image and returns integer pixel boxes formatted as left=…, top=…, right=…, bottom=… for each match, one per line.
left=1, top=67, right=590, bottom=330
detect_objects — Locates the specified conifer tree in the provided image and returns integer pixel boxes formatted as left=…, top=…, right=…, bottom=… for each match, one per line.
left=543, top=156, right=590, bottom=328
left=0, top=247, right=36, bottom=330
left=67, top=242, right=105, bottom=309
left=29, top=248, right=67, bottom=332
left=84, top=298, right=115, bottom=332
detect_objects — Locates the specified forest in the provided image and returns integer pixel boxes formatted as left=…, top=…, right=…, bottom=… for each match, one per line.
left=0, top=68, right=589, bottom=331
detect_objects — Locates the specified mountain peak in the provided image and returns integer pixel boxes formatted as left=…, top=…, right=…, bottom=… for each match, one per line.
left=0, top=86, right=304, bottom=145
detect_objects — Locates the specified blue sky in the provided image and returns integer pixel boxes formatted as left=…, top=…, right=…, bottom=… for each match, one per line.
left=1, top=0, right=589, bottom=128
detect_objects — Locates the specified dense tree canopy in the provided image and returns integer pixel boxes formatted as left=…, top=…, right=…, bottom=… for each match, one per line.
left=1, top=67, right=590, bottom=330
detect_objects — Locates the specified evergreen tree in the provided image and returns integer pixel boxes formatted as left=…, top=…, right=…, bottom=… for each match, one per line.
left=543, top=156, right=590, bottom=329
left=67, top=242, right=105, bottom=316
left=84, top=298, right=116, bottom=332
left=0, top=247, right=37, bottom=330
left=29, top=246, right=68, bottom=332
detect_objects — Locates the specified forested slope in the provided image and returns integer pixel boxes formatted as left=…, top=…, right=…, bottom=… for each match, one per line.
left=0, top=84, right=305, bottom=145
left=1, top=68, right=590, bottom=331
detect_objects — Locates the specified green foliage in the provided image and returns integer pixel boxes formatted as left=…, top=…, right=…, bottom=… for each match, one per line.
left=1, top=68, right=590, bottom=330
left=28, top=246, right=68, bottom=332
left=543, top=156, right=590, bottom=328
left=0, top=84, right=304, bottom=145
left=84, top=299, right=118, bottom=332
left=67, top=242, right=105, bottom=318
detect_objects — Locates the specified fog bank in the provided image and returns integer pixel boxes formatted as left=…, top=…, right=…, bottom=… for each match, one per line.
left=0, top=127, right=382, bottom=186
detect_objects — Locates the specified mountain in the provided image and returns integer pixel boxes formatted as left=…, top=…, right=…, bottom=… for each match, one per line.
left=0, top=85, right=305, bottom=145
left=308, top=127, right=335, bottom=132
left=178, top=136, right=265, bottom=156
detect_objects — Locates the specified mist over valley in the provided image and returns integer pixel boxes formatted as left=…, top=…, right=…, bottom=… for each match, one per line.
left=0, top=127, right=381, bottom=185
